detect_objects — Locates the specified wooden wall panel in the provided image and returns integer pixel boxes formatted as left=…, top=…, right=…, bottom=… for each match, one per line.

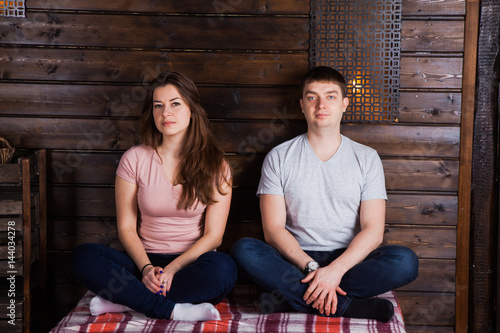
left=0, top=87, right=463, bottom=125
left=27, top=0, right=311, bottom=14
left=400, top=57, right=463, bottom=89
left=397, top=291, right=455, bottom=326
left=0, top=48, right=308, bottom=85
left=401, top=20, right=464, bottom=52
left=1, top=14, right=309, bottom=50
left=397, top=3, right=465, bottom=330
left=1, top=118, right=459, bottom=158
left=402, top=0, right=465, bottom=16
left=398, top=92, right=461, bottom=124
left=384, top=159, right=459, bottom=192
left=384, top=226, right=456, bottom=259
left=341, top=125, right=459, bottom=158
left=0, top=84, right=302, bottom=119
left=385, top=194, right=457, bottom=226
left=0, top=0, right=469, bottom=330
left=400, top=259, right=455, bottom=293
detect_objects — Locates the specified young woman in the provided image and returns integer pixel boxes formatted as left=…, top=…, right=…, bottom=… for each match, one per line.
left=71, top=71, right=237, bottom=321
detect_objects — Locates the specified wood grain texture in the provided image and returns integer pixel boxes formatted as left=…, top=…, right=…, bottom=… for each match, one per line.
left=405, top=326, right=454, bottom=333
left=0, top=320, right=23, bottom=333
left=0, top=244, right=23, bottom=259
left=0, top=192, right=22, bottom=215
left=0, top=84, right=302, bottom=119
left=384, top=159, right=459, bottom=192
left=44, top=83, right=463, bottom=123
left=0, top=217, right=21, bottom=231
left=0, top=164, right=21, bottom=183
left=456, top=0, right=480, bottom=331
left=398, top=92, right=461, bottom=124
left=0, top=297, right=23, bottom=318
left=402, top=20, right=464, bottom=52
left=396, top=291, right=455, bottom=326
left=26, top=0, right=311, bottom=14
left=0, top=48, right=308, bottom=85
left=386, top=194, right=457, bottom=226
left=1, top=119, right=459, bottom=157
left=0, top=13, right=309, bottom=51
left=400, top=57, right=463, bottom=89
left=402, top=0, right=466, bottom=16
left=383, top=226, right=456, bottom=259
left=1, top=50, right=465, bottom=89
left=398, top=259, right=455, bottom=293
left=340, top=124, right=460, bottom=158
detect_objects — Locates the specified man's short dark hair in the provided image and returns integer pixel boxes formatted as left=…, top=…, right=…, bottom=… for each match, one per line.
left=300, top=66, right=347, bottom=98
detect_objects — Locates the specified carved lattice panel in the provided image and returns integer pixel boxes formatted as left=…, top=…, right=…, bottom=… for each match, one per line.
left=0, top=0, right=25, bottom=17
left=310, top=0, right=401, bottom=123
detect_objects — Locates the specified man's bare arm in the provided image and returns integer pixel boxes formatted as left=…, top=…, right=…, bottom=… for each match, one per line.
left=260, top=194, right=312, bottom=272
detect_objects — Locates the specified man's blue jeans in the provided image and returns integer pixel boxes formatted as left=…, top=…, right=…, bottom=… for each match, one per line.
left=230, top=238, right=418, bottom=317
left=71, top=243, right=237, bottom=319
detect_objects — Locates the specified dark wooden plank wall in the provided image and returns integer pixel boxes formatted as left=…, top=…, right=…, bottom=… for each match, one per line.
left=396, top=1, right=465, bottom=331
left=0, top=0, right=466, bottom=331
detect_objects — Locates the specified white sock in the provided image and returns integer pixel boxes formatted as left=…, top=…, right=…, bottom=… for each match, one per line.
left=89, top=295, right=132, bottom=316
left=172, top=303, right=221, bottom=321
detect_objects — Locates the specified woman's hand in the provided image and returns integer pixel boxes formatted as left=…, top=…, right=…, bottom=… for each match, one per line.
left=156, top=262, right=181, bottom=296
left=141, top=265, right=165, bottom=295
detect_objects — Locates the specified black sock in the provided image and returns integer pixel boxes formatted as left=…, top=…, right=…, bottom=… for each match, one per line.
left=342, top=297, right=394, bottom=322
left=257, top=291, right=294, bottom=314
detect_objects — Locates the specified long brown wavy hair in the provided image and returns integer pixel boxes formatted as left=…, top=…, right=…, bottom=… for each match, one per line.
left=139, top=71, right=231, bottom=210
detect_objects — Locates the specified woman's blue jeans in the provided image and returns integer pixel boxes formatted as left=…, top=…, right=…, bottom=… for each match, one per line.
left=230, top=237, right=418, bottom=317
left=71, top=243, right=237, bottom=319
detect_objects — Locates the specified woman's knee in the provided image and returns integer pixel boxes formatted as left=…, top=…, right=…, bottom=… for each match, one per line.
left=199, top=252, right=237, bottom=283
left=71, top=243, right=100, bottom=277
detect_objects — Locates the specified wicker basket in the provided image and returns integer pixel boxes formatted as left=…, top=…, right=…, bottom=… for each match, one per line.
left=0, top=137, right=15, bottom=164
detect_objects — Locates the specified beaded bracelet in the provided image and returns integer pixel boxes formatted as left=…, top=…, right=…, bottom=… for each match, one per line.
left=141, top=263, right=153, bottom=275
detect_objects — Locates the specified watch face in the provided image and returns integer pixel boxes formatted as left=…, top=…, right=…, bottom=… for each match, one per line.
left=308, top=261, right=319, bottom=271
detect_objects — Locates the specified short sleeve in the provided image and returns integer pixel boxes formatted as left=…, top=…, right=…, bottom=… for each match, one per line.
left=256, top=149, right=284, bottom=197
left=116, top=147, right=138, bottom=184
left=360, top=151, right=387, bottom=201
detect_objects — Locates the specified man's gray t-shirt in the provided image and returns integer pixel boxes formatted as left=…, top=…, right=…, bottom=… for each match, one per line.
left=257, top=134, right=387, bottom=251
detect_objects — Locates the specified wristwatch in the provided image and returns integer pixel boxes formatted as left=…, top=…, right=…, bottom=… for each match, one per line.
left=303, top=260, right=319, bottom=275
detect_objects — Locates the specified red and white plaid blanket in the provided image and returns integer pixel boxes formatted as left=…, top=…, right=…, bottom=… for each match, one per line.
left=50, top=289, right=406, bottom=333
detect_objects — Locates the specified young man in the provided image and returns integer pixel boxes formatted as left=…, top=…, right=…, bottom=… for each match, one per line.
left=231, top=66, right=418, bottom=322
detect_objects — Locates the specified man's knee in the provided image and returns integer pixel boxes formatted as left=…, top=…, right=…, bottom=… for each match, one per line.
left=389, top=245, right=419, bottom=283
left=230, top=237, right=262, bottom=263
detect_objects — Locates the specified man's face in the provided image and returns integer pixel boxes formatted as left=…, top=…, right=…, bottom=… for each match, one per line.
left=300, top=81, right=349, bottom=130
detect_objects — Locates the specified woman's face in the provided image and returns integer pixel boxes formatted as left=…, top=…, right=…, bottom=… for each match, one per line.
left=152, top=84, right=192, bottom=141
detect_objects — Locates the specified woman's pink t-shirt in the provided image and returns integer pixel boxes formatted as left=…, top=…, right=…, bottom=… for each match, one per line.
left=116, top=145, right=206, bottom=254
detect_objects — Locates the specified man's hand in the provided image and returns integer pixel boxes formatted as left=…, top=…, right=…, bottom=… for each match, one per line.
left=301, top=266, right=347, bottom=316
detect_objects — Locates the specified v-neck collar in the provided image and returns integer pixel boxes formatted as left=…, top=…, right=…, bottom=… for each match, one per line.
left=304, top=134, right=344, bottom=163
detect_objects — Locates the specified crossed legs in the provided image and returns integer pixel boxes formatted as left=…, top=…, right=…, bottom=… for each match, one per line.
left=231, top=238, right=418, bottom=321
left=71, top=243, right=237, bottom=320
